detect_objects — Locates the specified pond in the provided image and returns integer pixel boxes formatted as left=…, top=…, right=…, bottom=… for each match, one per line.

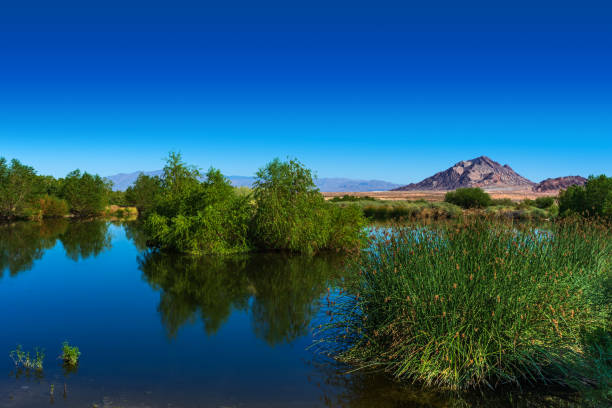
left=0, top=220, right=587, bottom=407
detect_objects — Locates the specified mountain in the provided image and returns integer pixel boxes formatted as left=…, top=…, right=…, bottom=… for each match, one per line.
left=533, top=176, right=586, bottom=192
left=106, top=171, right=400, bottom=192
left=392, top=156, right=534, bottom=191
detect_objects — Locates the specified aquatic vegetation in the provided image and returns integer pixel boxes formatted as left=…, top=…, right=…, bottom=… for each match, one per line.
left=351, top=201, right=462, bottom=222
left=317, top=217, right=612, bottom=390
left=9, top=345, right=45, bottom=371
left=61, top=341, right=81, bottom=367
left=444, top=187, right=492, bottom=209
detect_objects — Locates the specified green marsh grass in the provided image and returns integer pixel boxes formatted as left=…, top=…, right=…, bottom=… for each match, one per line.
left=9, top=345, right=45, bottom=371
left=61, top=341, right=81, bottom=367
left=317, top=217, right=612, bottom=391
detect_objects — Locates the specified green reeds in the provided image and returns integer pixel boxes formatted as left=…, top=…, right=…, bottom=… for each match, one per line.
left=317, top=217, right=612, bottom=390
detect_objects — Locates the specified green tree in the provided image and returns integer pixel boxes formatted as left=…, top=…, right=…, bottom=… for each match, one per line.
left=145, top=153, right=253, bottom=254
left=59, top=170, right=111, bottom=217
left=0, top=158, right=40, bottom=219
left=444, top=187, right=492, bottom=209
left=251, top=158, right=365, bottom=253
left=559, top=175, right=612, bottom=219
left=125, top=174, right=162, bottom=216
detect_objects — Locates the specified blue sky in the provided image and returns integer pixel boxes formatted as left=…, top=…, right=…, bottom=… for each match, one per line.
left=0, top=0, right=610, bottom=183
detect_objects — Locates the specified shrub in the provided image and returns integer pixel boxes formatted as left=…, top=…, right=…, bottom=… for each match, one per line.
left=251, top=158, right=365, bottom=254
left=145, top=154, right=253, bottom=255
left=444, top=188, right=492, bottom=209
left=318, top=218, right=612, bottom=390
left=9, top=345, right=44, bottom=371
left=61, top=342, right=81, bottom=367
left=59, top=170, right=111, bottom=217
left=534, top=196, right=555, bottom=209
left=490, top=198, right=514, bottom=207
left=329, top=195, right=377, bottom=202
left=125, top=173, right=163, bottom=216
left=39, top=195, right=69, bottom=218
left=559, top=175, right=612, bottom=219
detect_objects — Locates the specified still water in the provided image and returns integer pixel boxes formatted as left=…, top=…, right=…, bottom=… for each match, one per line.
left=0, top=221, right=584, bottom=407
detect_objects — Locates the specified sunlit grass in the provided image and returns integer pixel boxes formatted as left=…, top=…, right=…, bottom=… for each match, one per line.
left=317, top=217, right=611, bottom=391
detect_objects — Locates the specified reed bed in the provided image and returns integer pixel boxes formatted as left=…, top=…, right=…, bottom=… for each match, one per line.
left=316, top=217, right=612, bottom=391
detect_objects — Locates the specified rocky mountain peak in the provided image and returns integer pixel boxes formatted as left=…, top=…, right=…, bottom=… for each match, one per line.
left=393, top=156, right=534, bottom=191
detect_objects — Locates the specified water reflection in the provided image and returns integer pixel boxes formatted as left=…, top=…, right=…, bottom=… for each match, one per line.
left=0, top=219, right=111, bottom=278
left=59, top=220, right=111, bottom=261
left=139, top=250, right=345, bottom=344
left=309, top=359, right=584, bottom=408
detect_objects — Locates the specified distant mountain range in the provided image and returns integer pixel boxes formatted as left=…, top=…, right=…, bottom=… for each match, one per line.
left=106, top=171, right=401, bottom=192
left=392, top=156, right=586, bottom=192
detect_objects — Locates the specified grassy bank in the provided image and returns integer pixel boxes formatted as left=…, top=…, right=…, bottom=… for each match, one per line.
left=317, top=217, right=612, bottom=392
left=331, top=198, right=555, bottom=223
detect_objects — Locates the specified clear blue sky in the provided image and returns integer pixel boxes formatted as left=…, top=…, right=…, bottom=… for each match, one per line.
left=1, top=0, right=610, bottom=183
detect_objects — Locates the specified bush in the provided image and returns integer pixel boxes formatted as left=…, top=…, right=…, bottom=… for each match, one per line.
left=318, top=218, right=612, bottom=390
left=534, top=196, right=555, bottom=209
left=145, top=153, right=253, bottom=255
left=39, top=195, right=69, bottom=218
left=444, top=188, right=492, bottom=209
left=251, top=158, right=365, bottom=254
left=559, top=175, right=612, bottom=219
left=125, top=173, right=162, bottom=216
left=60, top=170, right=111, bottom=217
left=491, top=198, right=514, bottom=207
left=329, top=195, right=377, bottom=202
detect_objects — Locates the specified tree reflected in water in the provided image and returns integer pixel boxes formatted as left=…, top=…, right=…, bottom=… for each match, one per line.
left=0, top=219, right=68, bottom=277
left=59, top=220, right=111, bottom=261
left=0, top=219, right=112, bottom=278
left=139, top=250, right=345, bottom=344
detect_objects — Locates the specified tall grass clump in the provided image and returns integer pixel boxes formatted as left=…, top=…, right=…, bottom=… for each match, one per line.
left=318, top=217, right=611, bottom=390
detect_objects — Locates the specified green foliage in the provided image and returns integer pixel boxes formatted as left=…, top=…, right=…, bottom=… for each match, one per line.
left=490, top=198, right=514, bottom=206
left=145, top=153, right=252, bottom=255
left=534, top=196, right=555, bottom=209
left=559, top=175, right=612, bottom=219
left=9, top=345, right=44, bottom=371
left=0, top=158, right=40, bottom=220
left=318, top=218, right=612, bottom=390
left=329, top=195, right=377, bottom=202
left=125, top=173, right=163, bottom=216
left=59, top=170, right=111, bottom=217
left=357, top=201, right=462, bottom=221
left=251, top=158, right=366, bottom=254
left=444, top=187, right=492, bottom=209
left=108, top=190, right=127, bottom=206
left=36, top=195, right=69, bottom=218
left=61, top=342, right=81, bottom=367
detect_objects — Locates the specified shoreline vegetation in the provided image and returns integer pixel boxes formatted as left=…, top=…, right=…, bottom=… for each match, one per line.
left=315, top=217, right=611, bottom=398
left=1, top=153, right=611, bottom=401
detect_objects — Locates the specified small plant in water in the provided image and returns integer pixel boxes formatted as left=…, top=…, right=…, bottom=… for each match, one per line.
left=61, top=341, right=81, bottom=367
left=9, top=345, right=44, bottom=371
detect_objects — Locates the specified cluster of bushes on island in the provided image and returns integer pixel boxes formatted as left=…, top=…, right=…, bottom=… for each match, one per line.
left=127, top=153, right=366, bottom=255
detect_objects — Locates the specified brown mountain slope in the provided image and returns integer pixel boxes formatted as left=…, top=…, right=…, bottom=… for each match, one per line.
left=533, top=176, right=586, bottom=192
left=392, top=156, right=534, bottom=191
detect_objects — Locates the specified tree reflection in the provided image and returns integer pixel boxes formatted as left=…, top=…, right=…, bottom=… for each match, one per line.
left=139, top=251, right=345, bottom=344
left=247, top=254, right=344, bottom=345
left=59, top=220, right=111, bottom=261
left=0, top=219, right=112, bottom=278
left=0, top=219, right=67, bottom=277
